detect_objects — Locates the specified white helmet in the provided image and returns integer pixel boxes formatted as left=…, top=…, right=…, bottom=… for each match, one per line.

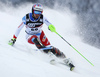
left=32, top=3, right=43, bottom=14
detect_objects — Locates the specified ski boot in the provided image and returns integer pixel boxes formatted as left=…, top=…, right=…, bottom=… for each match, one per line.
left=69, top=63, right=75, bottom=71
left=63, top=58, right=75, bottom=71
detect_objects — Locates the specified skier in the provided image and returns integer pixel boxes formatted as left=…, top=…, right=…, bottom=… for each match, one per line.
left=9, top=3, right=75, bottom=71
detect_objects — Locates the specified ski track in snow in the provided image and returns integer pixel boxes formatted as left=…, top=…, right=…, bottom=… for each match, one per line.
left=0, top=5, right=100, bottom=77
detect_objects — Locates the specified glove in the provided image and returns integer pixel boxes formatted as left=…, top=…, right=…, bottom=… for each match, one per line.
left=8, top=38, right=16, bottom=46
left=48, top=24, right=56, bottom=32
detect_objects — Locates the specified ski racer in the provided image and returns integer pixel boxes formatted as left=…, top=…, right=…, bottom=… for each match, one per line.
left=9, top=3, right=75, bottom=71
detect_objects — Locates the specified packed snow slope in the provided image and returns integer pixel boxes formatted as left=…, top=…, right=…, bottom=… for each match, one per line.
left=0, top=5, right=100, bottom=77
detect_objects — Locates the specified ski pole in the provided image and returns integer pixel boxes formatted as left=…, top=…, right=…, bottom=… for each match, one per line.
left=54, top=31, right=94, bottom=66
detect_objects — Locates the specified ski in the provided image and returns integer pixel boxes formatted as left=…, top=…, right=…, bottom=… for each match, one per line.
left=58, top=62, right=75, bottom=71
left=50, top=58, right=75, bottom=71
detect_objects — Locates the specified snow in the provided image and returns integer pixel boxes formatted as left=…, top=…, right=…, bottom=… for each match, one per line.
left=0, top=6, right=100, bottom=77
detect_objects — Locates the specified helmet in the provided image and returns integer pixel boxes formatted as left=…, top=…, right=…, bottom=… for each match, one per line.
left=32, top=3, right=43, bottom=15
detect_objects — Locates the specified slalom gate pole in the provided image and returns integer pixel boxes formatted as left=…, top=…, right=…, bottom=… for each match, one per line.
left=54, top=31, right=94, bottom=66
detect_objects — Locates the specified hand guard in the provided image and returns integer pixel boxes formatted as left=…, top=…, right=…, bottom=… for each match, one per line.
left=48, top=24, right=56, bottom=32
left=8, top=38, right=16, bottom=46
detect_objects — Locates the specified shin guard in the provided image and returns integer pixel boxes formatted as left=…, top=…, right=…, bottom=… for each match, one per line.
left=43, top=46, right=66, bottom=58
left=33, top=38, right=45, bottom=49
left=50, top=47, right=66, bottom=58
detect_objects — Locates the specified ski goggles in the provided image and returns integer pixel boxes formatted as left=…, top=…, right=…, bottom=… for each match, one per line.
left=34, top=10, right=42, bottom=15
